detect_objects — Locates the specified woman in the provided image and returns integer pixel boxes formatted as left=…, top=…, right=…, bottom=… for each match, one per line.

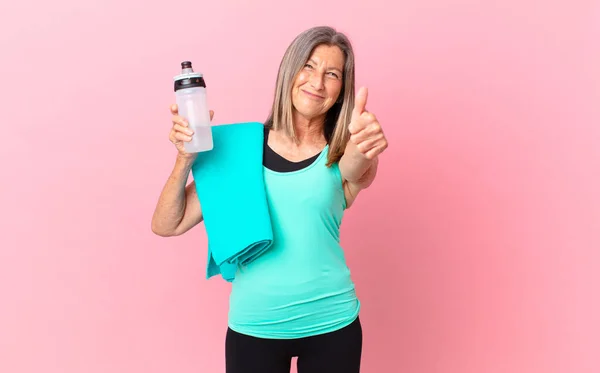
left=151, top=26, right=388, bottom=373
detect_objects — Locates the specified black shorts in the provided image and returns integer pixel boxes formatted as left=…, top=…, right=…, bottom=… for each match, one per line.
left=225, top=316, right=363, bottom=373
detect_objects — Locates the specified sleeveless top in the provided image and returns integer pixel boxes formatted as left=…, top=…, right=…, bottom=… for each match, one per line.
left=226, top=128, right=361, bottom=339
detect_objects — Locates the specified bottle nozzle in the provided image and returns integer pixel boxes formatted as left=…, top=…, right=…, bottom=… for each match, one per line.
left=181, top=61, right=194, bottom=74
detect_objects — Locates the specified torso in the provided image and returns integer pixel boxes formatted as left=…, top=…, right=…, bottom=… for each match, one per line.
left=226, top=127, right=360, bottom=339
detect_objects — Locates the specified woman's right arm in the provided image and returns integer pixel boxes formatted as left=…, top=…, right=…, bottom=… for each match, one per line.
left=151, top=104, right=213, bottom=237
left=151, top=156, right=203, bottom=237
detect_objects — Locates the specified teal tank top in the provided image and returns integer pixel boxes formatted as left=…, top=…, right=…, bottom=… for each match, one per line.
left=227, top=144, right=361, bottom=339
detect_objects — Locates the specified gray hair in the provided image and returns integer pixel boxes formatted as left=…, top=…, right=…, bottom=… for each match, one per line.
left=265, top=26, right=356, bottom=166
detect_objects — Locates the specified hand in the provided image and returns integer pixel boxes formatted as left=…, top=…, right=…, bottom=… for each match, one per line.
left=169, top=104, right=214, bottom=159
left=348, top=87, right=388, bottom=160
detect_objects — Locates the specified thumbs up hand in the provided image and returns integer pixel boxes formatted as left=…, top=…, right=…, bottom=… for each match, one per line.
left=348, top=87, right=388, bottom=160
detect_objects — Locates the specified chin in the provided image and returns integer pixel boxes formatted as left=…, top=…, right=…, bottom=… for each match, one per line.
left=294, top=107, right=323, bottom=120
left=293, top=102, right=329, bottom=119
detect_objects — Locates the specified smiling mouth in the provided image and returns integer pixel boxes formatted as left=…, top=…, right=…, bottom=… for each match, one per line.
left=301, top=90, right=325, bottom=99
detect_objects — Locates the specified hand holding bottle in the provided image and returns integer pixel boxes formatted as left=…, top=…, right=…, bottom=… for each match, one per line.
left=173, top=61, right=214, bottom=154
left=169, top=104, right=214, bottom=159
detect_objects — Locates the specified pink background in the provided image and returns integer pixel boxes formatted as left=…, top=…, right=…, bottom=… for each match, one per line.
left=1, top=0, right=599, bottom=372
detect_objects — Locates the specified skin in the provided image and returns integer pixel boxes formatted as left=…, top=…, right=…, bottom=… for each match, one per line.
left=151, top=44, right=388, bottom=237
left=150, top=108, right=213, bottom=237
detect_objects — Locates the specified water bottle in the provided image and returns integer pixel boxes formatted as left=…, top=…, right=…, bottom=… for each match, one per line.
left=174, top=61, right=213, bottom=153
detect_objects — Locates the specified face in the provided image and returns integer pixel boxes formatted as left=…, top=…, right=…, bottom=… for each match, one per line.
left=291, top=44, right=345, bottom=121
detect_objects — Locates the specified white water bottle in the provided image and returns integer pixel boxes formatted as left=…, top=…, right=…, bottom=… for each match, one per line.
left=174, top=61, right=213, bottom=153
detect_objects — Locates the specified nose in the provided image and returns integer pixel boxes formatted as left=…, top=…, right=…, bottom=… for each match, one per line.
left=309, top=71, right=324, bottom=91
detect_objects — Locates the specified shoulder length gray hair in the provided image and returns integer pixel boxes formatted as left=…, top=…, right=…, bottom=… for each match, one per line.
left=264, top=26, right=356, bottom=167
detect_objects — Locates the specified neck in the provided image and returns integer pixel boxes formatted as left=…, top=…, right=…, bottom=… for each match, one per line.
left=291, top=110, right=326, bottom=145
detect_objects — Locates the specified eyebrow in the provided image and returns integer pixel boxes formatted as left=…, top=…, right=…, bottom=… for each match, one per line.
left=309, top=58, right=343, bottom=73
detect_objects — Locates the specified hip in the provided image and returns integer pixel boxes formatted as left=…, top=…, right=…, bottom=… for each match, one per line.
left=228, top=279, right=360, bottom=339
left=225, top=315, right=362, bottom=373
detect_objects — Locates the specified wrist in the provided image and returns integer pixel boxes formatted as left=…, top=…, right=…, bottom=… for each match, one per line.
left=175, top=153, right=196, bottom=169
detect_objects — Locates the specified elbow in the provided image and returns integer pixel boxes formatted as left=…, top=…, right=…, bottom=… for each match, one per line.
left=151, top=220, right=175, bottom=237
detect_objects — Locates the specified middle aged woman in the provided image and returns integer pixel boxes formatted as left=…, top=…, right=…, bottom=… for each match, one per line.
left=151, top=25, right=388, bottom=373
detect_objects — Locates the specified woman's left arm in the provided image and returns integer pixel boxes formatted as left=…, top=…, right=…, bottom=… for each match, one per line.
left=339, top=87, right=388, bottom=207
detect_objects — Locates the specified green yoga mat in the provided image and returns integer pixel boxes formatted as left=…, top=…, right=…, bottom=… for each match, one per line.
left=191, top=122, right=273, bottom=281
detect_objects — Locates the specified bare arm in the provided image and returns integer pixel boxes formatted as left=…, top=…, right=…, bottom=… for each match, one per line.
left=151, top=155, right=203, bottom=236
left=341, top=153, right=379, bottom=208
left=151, top=104, right=213, bottom=237
left=339, top=87, right=388, bottom=208
left=339, top=139, right=379, bottom=184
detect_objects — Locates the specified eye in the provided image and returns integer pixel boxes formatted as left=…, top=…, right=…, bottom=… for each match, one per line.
left=328, top=72, right=340, bottom=79
left=304, top=63, right=314, bottom=69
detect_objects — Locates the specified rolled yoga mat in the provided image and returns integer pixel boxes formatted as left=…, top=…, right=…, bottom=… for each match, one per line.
left=191, top=122, right=273, bottom=281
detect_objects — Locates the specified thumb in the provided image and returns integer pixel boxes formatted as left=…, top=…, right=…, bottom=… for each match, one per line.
left=352, top=87, right=368, bottom=119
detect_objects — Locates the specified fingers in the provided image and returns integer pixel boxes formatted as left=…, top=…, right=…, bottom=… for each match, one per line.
left=356, top=136, right=379, bottom=153
left=364, top=148, right=377, bottom=160
left=170, top=123, right=193, bottom=142
left=169, top=105, right=214, bottom=146
left=354, top=137, right=387, bottom=160
left=364, top=144, right=386, bottom=160
left=349, top=113, right=388, bottom=159
left=351, top=128, right=384, bottom=147
left=174, top=123, right=193, bottom=136
left=172, top=130, right=193, bottom=142
left=172, top=113, right=188, bottom=125
left=349, top=112, right=378, bottom=136
left=170, top=107, right=192, bottom=144
left=171, top=116, right=193, bottom=143
left=170, top=104, right=187, bottom=130
left=347, top=89, right=388, bottom=159
left=352, top=87, right=368, bottom=118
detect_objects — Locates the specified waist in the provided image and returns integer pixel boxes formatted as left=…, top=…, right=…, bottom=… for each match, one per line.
left=228, top=269, right=360, bottom=339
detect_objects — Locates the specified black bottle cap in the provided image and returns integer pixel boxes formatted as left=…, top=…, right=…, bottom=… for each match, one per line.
left=174, top=76, right=206, bottom=91
left=174, top=60, right=206, bottom=91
